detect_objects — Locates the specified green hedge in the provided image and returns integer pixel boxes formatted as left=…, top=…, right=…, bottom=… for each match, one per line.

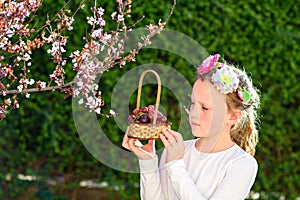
left=0, top=0, right=299, bottom=199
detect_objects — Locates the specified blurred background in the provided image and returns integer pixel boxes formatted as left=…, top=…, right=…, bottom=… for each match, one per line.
left=0, top=0, right=299, bottom=199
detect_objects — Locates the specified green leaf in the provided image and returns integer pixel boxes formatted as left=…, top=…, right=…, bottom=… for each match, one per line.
left=243, top=88, right=251, bottom=102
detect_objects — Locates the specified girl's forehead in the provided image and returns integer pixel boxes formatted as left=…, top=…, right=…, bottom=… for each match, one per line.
left=192, top=79, right=226, bottom=107
left=192, top=80, right=212, bottom=101
left=192, top=80, right=210, bottom=97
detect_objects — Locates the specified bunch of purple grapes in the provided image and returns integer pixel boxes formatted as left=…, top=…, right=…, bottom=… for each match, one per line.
left=128, top=105, right=167, bottom=125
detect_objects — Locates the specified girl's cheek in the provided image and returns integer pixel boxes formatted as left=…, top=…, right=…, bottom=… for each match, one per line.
left=200, top=113, right=210, bottom=124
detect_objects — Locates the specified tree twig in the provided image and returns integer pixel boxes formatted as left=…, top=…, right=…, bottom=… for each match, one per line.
left=164, top=0, right=176, bottom=24
left=4, top=80, right=75, bottom=95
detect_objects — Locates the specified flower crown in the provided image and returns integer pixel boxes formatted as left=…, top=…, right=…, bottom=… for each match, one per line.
left=197, top=54, right=251, bottom=103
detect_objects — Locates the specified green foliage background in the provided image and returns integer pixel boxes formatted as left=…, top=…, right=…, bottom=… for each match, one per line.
left=1, top=0, right=299, bottom=199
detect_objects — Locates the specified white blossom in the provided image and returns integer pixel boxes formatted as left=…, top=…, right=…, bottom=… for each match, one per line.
left=17, top=85, right=23, bottom=92
left=78, top=98, right=84, bottom=105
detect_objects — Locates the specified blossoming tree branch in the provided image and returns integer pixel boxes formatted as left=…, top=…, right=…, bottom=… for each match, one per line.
left=0, top=0, right=176, bottom=120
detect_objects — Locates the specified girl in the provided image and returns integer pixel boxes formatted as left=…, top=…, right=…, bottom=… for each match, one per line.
left=122, top=54, right=260, bottom=200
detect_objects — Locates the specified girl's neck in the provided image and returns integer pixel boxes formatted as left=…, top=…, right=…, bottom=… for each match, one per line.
left=195, top=131, right=235, bottom=153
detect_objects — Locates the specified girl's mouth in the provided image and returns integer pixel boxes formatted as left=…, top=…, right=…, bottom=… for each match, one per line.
left=191, top=122, right=200, bottom=126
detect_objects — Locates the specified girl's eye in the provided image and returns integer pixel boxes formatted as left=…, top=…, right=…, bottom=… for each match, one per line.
left=202, top=106, right=209, bottom=110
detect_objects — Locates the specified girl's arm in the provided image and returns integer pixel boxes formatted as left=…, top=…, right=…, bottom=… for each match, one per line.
left=164, top=156, right=257, bottom=200
left=139, top=155, right=165, bottom=200
left=160, top=129, right=257, bottom=200
left=122, top=129, right=165, bottom=200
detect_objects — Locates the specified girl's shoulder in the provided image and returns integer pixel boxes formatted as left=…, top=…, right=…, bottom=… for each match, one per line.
left=229, top=145, right=258, bottom=169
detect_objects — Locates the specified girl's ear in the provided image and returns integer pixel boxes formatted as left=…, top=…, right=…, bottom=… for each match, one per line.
left=227, top=109, right=242, bottom=127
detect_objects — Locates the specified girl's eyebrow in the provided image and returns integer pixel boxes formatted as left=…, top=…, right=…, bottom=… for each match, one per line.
left=191, top=94, right=212, bottom=107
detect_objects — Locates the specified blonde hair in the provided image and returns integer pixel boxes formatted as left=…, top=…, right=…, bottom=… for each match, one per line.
left=198, top=63, right=260, bottom=156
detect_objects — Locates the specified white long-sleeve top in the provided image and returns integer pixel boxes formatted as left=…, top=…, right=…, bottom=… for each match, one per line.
left=139, top=139, right=258, bottom=200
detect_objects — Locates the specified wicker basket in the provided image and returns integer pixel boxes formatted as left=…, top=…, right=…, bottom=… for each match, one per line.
left=127, top=69, right=171, bottom=140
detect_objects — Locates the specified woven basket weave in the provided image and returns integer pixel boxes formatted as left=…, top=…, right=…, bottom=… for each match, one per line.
left=127, top=69, right=170, bottom=140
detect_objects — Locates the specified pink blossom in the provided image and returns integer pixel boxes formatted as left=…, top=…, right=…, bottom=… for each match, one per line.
left=117, top=14, right=124, bottom=22
left=40, top=82, right=46, bottom=88
left=23, top=53, right=31, bottom=61
left=91, top=29, right=103, bottom=39
left=197, top=54, right=220, bottom=74
left=17, top=85, right=23, bottom=92
left=97, top=7, right=105, bottom=16
left=78, top=98, right=84, bottom=105
left=5, top=98, right=12, bottom=105
left=29, top=0, right=37, bottom=7
left=111, top=12, right=117, bottom=20
left=77, top=80, right=83, bottom=87
left=97, top=18, right=106, bottom=26
left=70, top=50, right=80, bottom=57
left=65, top=16, right=74, bottom=30
left=95, top=107, right=101, bottom=114
left=28, top=79, right=35, bottom=85
left=0, top=37, right=8, bottom=48
left=14, top=100, right=19, bottom=108
left=87, top=16, right=95, bottom=25
left=237, top=89, right=244, bottom=102
left=109, top=109, right=116, bottom=116
left=36, top=81, right=46, bottom=89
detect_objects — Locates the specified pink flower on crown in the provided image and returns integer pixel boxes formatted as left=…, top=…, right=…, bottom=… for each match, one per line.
left=237, top=89, right=245, bottom=102
left=197, top=54, right=220, bottom=74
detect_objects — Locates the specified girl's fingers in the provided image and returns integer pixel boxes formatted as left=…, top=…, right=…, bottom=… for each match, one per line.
left=164, top=128, right=183, bottom=142
left=167, top=129, right=178, bottom=138
left=128, top=138, right=156, bottom=160
left=162, top=128, right=176, bottom=143
left=128, top=138, right=140, bottom=152
left=134, top=139, right=143, bottom=147
left=160, top=133, right=169, bottom=147
left=122, top=134, right=130, bottom=149
left=148, top=139, right=154, bottom=146
left=148, top=139, right=155, bottom=152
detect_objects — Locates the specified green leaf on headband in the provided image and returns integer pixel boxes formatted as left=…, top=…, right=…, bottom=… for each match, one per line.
left=243, top=88, right=251, bottom=102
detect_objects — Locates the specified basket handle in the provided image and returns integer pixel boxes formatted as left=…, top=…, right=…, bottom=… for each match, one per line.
left=136, top=69, right=161, bottom=125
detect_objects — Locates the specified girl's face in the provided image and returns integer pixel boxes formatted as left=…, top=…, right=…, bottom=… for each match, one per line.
left=189, top=79, right=229, bottom=138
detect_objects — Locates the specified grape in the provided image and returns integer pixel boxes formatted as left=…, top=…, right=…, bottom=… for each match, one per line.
left=128, top=114, right=135, bottom=124
left=133, top=108, right=140, bottom=115
left=148, top=109, right=154, bottom=120
left=160, top=116, right=167, bottom=123
left=157, top=111, right=164, bottom=119
left=148, top=104, right=154, bottom=110
left=139, top=114, right=150, bottom=123
left=129, top=104, right=168, bottom=125
left=155, top=118, right=163, bottom=125
left=155, top=111, right=167, bottom=124
left=141, top=106, right=148, bottom=113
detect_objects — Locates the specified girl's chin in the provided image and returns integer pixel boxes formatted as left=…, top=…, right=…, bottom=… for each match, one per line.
left=191, top=128, right=202, bottom=138
left=191, top=128, right=208, bottom=138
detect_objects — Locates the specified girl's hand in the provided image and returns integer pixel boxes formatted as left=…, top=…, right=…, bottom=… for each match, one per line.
left=160, top=128, right=185, bottom=163
left=122, top=128, right=156, bottom=160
